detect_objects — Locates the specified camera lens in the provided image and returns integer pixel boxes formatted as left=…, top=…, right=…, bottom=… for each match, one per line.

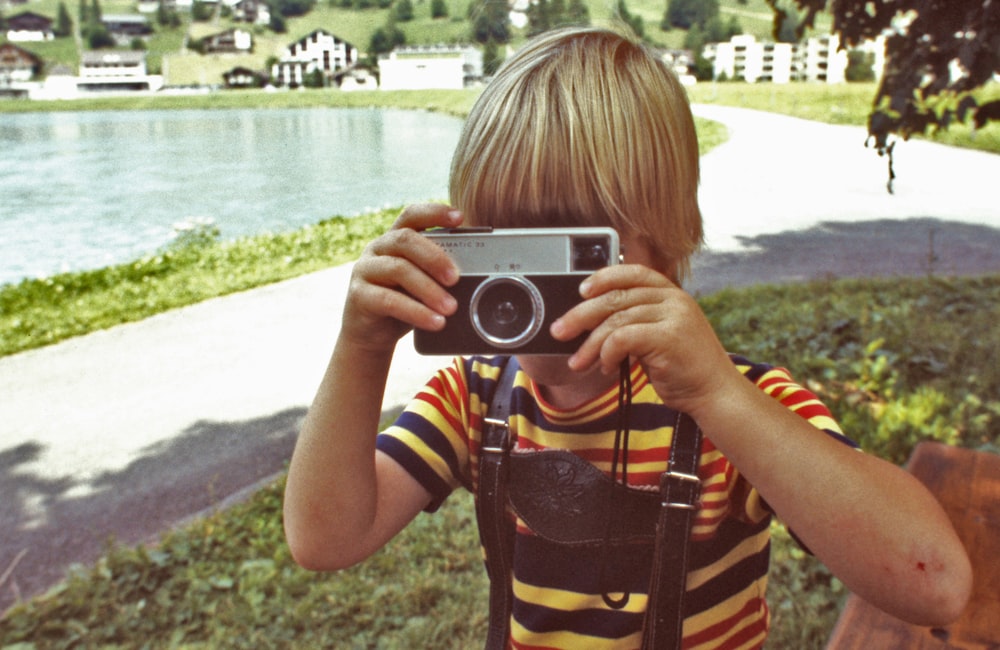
left=470, top=276, right=544, bottom=349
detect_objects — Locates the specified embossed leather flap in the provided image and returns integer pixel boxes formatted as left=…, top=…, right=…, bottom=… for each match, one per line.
left=507, top=450, right=661, bottom=546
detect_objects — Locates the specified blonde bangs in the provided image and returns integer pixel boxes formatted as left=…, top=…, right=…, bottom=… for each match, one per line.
left=449, top=27, right=703, bottom=280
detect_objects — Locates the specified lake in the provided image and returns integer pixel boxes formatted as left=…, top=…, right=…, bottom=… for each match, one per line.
left=0, top=107, right=464, bottom=286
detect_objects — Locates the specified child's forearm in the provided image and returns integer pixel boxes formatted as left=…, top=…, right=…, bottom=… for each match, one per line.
left=691, top=371, right=972, bottom=626
left=284, top=336, right=424, bottom=571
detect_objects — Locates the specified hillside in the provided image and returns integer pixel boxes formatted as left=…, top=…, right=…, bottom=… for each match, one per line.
left=2, top=0, right=830, bottom=86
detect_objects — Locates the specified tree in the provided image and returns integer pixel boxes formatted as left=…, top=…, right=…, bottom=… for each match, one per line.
left=845, top=49, right=875, bottom=83
left=483, top=38, right=503, bottom=76
left=191, top=0, right=214, bottom=21
left=87, top=25, right=114, bottom=48
left=566, top=0, right=589, bottom=25
left=663, top=0, right=718, bottom=31
left=392, top=0, right=414, bottom=21
left=55, top=2, right=73, bottom=37
left=430, top=0, right=448, bottom=19
left=768, top=0, right=1000, bottom=156
left=615, top=0, right=643, bottom=39
left=471, top=0, right=511, bottom=45
left=157, top=1, right=182, bottom=28
left=369, top=21, right=405, bottom=55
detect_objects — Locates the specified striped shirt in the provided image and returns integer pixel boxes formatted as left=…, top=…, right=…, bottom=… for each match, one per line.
left=376, top=355, right=851, bottom=649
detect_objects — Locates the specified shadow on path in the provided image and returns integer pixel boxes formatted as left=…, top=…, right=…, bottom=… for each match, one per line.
left=688, top=218, right=1000, bottom=294
left=0, top=407, right=306, bottom=613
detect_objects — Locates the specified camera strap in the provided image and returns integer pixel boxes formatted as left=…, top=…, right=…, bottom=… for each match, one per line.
left=476, top=356, right=702, bottom=650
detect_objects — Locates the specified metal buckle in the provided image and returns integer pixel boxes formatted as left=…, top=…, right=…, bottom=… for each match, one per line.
left=661, top=470, right=701, bottom=510
left=482, top=417, right=513, bottom=453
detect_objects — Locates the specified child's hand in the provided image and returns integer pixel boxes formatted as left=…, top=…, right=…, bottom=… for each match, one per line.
left=340, top=204, right=462, bottom=353
left=550, top=264, right=740, bottom=417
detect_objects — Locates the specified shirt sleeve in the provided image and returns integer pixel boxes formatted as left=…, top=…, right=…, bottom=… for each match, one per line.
left=732, top=355, right=857, bottom=524
left=376, top=356, right=476, bottom=512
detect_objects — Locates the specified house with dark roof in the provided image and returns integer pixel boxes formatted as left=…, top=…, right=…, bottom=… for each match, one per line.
left=101, top=14, right=153, bottom=45
left=0, top=42, right=43, bottom=83
left=223, top=66, right=263, bottom=88
left=202, top=28, right=253, bottom=54
left=5, top=11, right=55, bottom=42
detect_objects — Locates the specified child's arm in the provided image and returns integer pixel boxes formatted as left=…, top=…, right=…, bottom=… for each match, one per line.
left=283, top=205, right=463, bottom=571
left=553, top=264, right=973, bottom=626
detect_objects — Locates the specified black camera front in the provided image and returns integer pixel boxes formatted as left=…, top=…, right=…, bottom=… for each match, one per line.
left=414, top=227, right=620, bottom=355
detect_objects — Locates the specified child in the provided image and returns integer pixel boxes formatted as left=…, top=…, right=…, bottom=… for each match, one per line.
left=284, top=26, right=971, bottom=649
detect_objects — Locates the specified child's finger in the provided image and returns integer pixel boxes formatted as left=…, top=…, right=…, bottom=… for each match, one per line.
left=392, top=203, right=463, bottom=232
left=358, top=249, right=458, bottom=319
left=366, top=227, right=460, bottom=289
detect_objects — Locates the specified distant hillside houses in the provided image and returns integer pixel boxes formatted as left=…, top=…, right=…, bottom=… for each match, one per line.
left=705, top=33, right=885, bottom=84
left=101, top=14, right=154, bottom=45
left=5, top=11, right=54, bottom=41
left=0, top=42, right=42, bottom=86
left=271, top=29, right=357, bottom=87
left=202, top=28, right=253, bottom=53
left=378, top=44, right=483, bottom=90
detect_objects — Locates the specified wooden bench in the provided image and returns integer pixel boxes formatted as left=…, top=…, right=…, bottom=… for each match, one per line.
left=826, top=442, right=1000, bottom=649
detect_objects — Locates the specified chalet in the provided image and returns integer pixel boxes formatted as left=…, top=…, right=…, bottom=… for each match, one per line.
left=101, top=14, right=153, bottom=45
left=232, top=0, right=270, bottom=26
left=202, top=28, right=252, bottom=53
left=0, top=42, right=43, bottom=83
left=5, top=11, right=54, bottom=42
left=271, top=29, right=357, bottom=87
left=223, top=65, right=263, bottom=88
left=378, top=44, right=482, bottom=91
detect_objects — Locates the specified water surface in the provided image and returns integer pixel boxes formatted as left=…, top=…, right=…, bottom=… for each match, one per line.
left=0, top=108, right=463, bottom=285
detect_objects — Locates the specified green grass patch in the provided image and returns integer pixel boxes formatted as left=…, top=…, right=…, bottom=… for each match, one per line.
left=0, top=86, right=482, bottom=115
left=687, top=81, right=1000, bottom=155
left=3, top=274, right=998, bottom=647
left=0, top=210, right=396, bottom=357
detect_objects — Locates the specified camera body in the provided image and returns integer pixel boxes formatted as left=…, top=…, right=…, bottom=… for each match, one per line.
left=414, top=227, right=620, bottom=355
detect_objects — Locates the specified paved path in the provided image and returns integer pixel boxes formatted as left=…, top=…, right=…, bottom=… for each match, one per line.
left=2, top=105, right=1000, bottom=611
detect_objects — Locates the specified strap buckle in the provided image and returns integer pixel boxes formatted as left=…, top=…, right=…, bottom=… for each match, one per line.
left=660, top=470, right=701, bottom=511
left=482, top=417, right=514, bottom=453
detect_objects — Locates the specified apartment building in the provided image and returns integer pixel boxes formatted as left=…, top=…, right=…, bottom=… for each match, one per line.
left=707, top=33, right=885, bottom=84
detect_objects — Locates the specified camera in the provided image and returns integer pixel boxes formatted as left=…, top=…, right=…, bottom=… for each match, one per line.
left=414, top=227, right=620, bottom=355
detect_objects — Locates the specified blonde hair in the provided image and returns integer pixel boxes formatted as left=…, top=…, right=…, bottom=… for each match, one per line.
left=449, top=26, right=703, bottom=282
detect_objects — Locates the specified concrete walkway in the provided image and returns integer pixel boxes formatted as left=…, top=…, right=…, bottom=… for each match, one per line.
left=2, top=105, right=1000, bottom=611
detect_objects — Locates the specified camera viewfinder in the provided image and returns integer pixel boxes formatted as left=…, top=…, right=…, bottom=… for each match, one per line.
left=571, top=236, right=612, bottom=271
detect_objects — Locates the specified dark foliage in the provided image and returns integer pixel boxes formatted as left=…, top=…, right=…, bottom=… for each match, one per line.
left=768, top=0, right=1000, bottom=153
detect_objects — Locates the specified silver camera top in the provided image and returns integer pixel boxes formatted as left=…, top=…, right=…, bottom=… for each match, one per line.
left=422, top=227, right=620, bottom=275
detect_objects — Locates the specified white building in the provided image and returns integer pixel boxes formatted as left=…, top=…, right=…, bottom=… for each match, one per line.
left=77, top=51, right=164, bottom=92
left=378, top=44, right=483, bottom=91
left=799, top=34, right=847, bottom=83
left=707, top=33, right=885, bottom=84
left=271, top=30, right=357, bottom=87
left=709, top=34, right=795, bottom=83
